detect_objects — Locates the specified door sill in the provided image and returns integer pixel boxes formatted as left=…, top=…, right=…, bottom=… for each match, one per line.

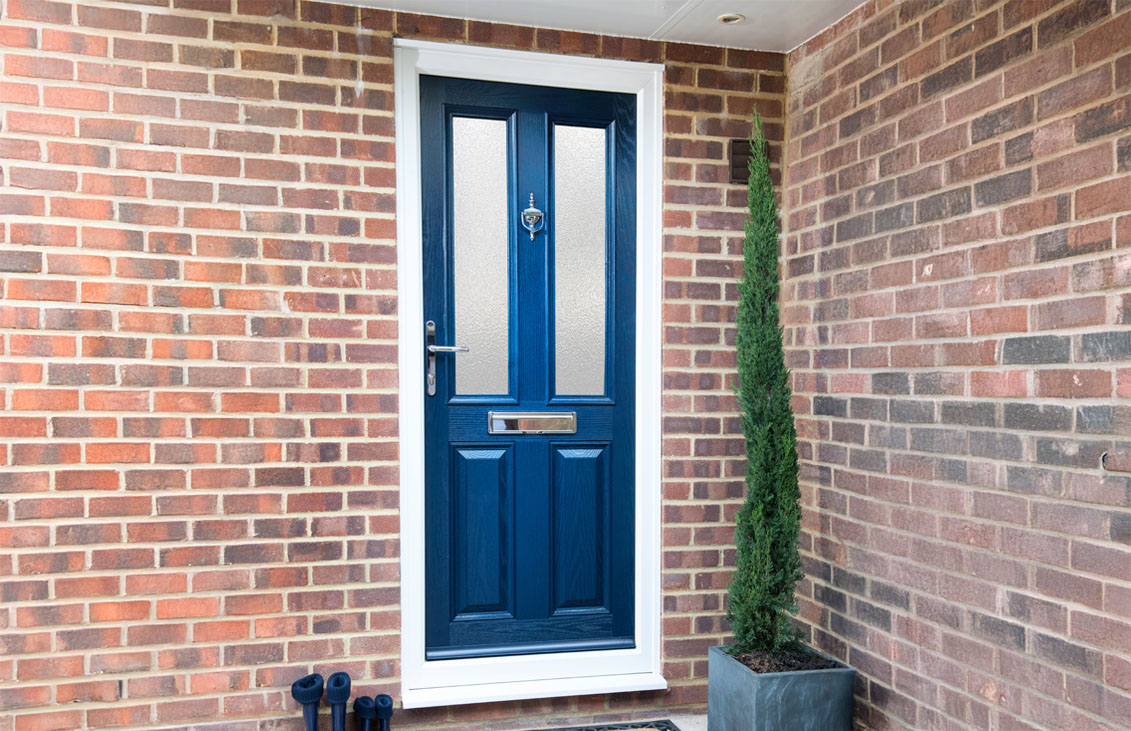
left=402, top=670, right=668, bottom=709
left=427, top=637, right=635, bottom=660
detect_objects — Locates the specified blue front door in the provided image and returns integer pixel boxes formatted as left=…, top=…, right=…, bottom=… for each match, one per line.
left=421, top=76, right=636, bottom=660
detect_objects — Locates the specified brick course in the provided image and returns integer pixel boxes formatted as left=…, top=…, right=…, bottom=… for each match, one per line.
left=0, top=0, right=784, bottom=728
left=786, top=0, right=1131, bottom=728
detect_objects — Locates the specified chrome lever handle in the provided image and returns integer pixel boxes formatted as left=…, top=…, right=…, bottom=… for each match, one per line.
left=426, top=320, right=468, bottom=397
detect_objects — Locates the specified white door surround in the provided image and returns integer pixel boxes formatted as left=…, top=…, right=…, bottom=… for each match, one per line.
left=394, top=39, right=666, bottom=708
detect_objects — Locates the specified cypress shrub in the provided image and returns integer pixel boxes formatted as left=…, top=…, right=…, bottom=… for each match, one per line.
left=726, top=112, right=804, bottom=657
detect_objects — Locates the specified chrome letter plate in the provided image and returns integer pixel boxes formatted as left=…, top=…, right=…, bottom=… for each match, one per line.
left=487, top=411, right=576, bottom=435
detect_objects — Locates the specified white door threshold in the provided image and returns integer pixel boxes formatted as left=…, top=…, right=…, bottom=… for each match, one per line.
left=402, top=671, right=668, bottom=709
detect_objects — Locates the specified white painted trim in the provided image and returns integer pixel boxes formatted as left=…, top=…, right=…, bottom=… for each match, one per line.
left=394, top=39, right=665, bottom=709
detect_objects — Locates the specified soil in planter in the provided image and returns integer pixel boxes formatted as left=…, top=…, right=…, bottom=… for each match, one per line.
left=732, top=648, right=841, bottom=674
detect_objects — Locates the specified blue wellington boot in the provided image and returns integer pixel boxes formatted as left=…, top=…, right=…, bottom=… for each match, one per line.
left=290, top=673, right=324, bottom=731
left=375, top=694, right=394, bottom=731
left=326, top=672, right=351, bottom=731
left=353, top=695, right=375, bottom=731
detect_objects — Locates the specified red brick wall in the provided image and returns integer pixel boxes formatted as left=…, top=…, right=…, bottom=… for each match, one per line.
left=784, top=0, right=1131, bottom=728
left=0, top=1, right=784, bottom=727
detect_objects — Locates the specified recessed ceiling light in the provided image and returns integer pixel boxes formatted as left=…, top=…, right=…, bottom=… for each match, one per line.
left=717, top=12, right=746, bottom=25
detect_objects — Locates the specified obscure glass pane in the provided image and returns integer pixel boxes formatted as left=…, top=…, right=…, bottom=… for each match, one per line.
left=554, top=125, right=607, bottom=396
left=452, top=116, right=509, bottom=395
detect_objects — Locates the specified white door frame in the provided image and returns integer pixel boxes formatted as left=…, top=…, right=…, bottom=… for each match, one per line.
left=394, top=38, right=665, bottom=709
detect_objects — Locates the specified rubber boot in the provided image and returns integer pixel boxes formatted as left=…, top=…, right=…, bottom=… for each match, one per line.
left=290, top=673, right=324, bottom=731
left=327, top=672, right=351, bottom=731
left=353, top=695, right=375, bottom=731
left=375, top=694, right=394, bottom=731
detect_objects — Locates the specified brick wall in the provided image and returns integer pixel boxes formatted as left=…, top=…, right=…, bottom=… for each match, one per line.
left=0, top=0, right=785, bottom=728
left=784, top=0, right=1131, bottom=728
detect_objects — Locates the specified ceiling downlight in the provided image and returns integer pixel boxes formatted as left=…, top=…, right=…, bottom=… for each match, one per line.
left=717, top=12, right=746, bottom=25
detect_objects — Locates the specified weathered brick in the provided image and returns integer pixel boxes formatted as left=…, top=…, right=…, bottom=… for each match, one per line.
left=971, top=612, right=1026, bottom=649
left=1038, top=66, right=1114, bottom=121
left=1075, top=96, right=1131, bottom=142
left=916, top=187, right=972, bottom=222
left=1036, top=0, right=1111, bottom=49
left=1079, top=331, right=1131, bottom=363
left=922, top=56, right=973, bottom=99
left=1036, top=436, right=1110, bottom=468
left=975, top=26, right=1032, bottom=77
left=974, top=169, right=1031, bottom=206
left=1036, top=369, right=1112, bottom=398
left=1076, top=177, right=1131, bottom=219
left=1037, top=144, right=1114, bottom=191
left=1034, top=225, right=1111, bottom=263
left=1033, top=632, right=1102, bottom=674
left=972, top=97, right=1034, bottom=143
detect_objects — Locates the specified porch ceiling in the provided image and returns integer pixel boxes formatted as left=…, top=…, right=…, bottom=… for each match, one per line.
left=353, top=0, right=866, bottom=52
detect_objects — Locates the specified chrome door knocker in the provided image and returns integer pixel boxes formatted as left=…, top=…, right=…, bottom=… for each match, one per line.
left=521, top=193, right=544, bottom=241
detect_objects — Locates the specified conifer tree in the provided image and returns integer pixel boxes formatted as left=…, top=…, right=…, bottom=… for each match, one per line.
left=726, top=112, right=804, bottom=656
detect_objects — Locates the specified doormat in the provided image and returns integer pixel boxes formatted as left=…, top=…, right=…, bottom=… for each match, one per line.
left=537, top=722, right=681, bottom=731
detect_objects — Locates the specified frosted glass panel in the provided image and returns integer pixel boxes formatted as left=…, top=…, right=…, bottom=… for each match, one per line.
left=452, top=117, right=509, bottom=395
left=554, top=125, right=607, bottom=396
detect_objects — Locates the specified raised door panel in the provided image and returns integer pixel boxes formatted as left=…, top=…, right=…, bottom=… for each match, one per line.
left=550, top=445, right=610, bottom=613
left=451, top=446, right=514, bottom=619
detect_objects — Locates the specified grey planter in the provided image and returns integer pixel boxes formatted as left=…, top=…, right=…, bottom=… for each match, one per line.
left=707, top=645, right=855, bottom=731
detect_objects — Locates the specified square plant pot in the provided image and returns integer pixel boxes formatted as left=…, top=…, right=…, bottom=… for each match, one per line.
left=707, top=645, right=855, bottom=731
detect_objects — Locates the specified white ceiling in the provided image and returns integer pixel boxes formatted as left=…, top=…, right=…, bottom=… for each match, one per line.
left=358, top=0, right=866, bottom=52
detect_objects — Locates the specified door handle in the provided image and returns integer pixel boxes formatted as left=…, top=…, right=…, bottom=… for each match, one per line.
left=425, top=320, right=467, bottom=396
